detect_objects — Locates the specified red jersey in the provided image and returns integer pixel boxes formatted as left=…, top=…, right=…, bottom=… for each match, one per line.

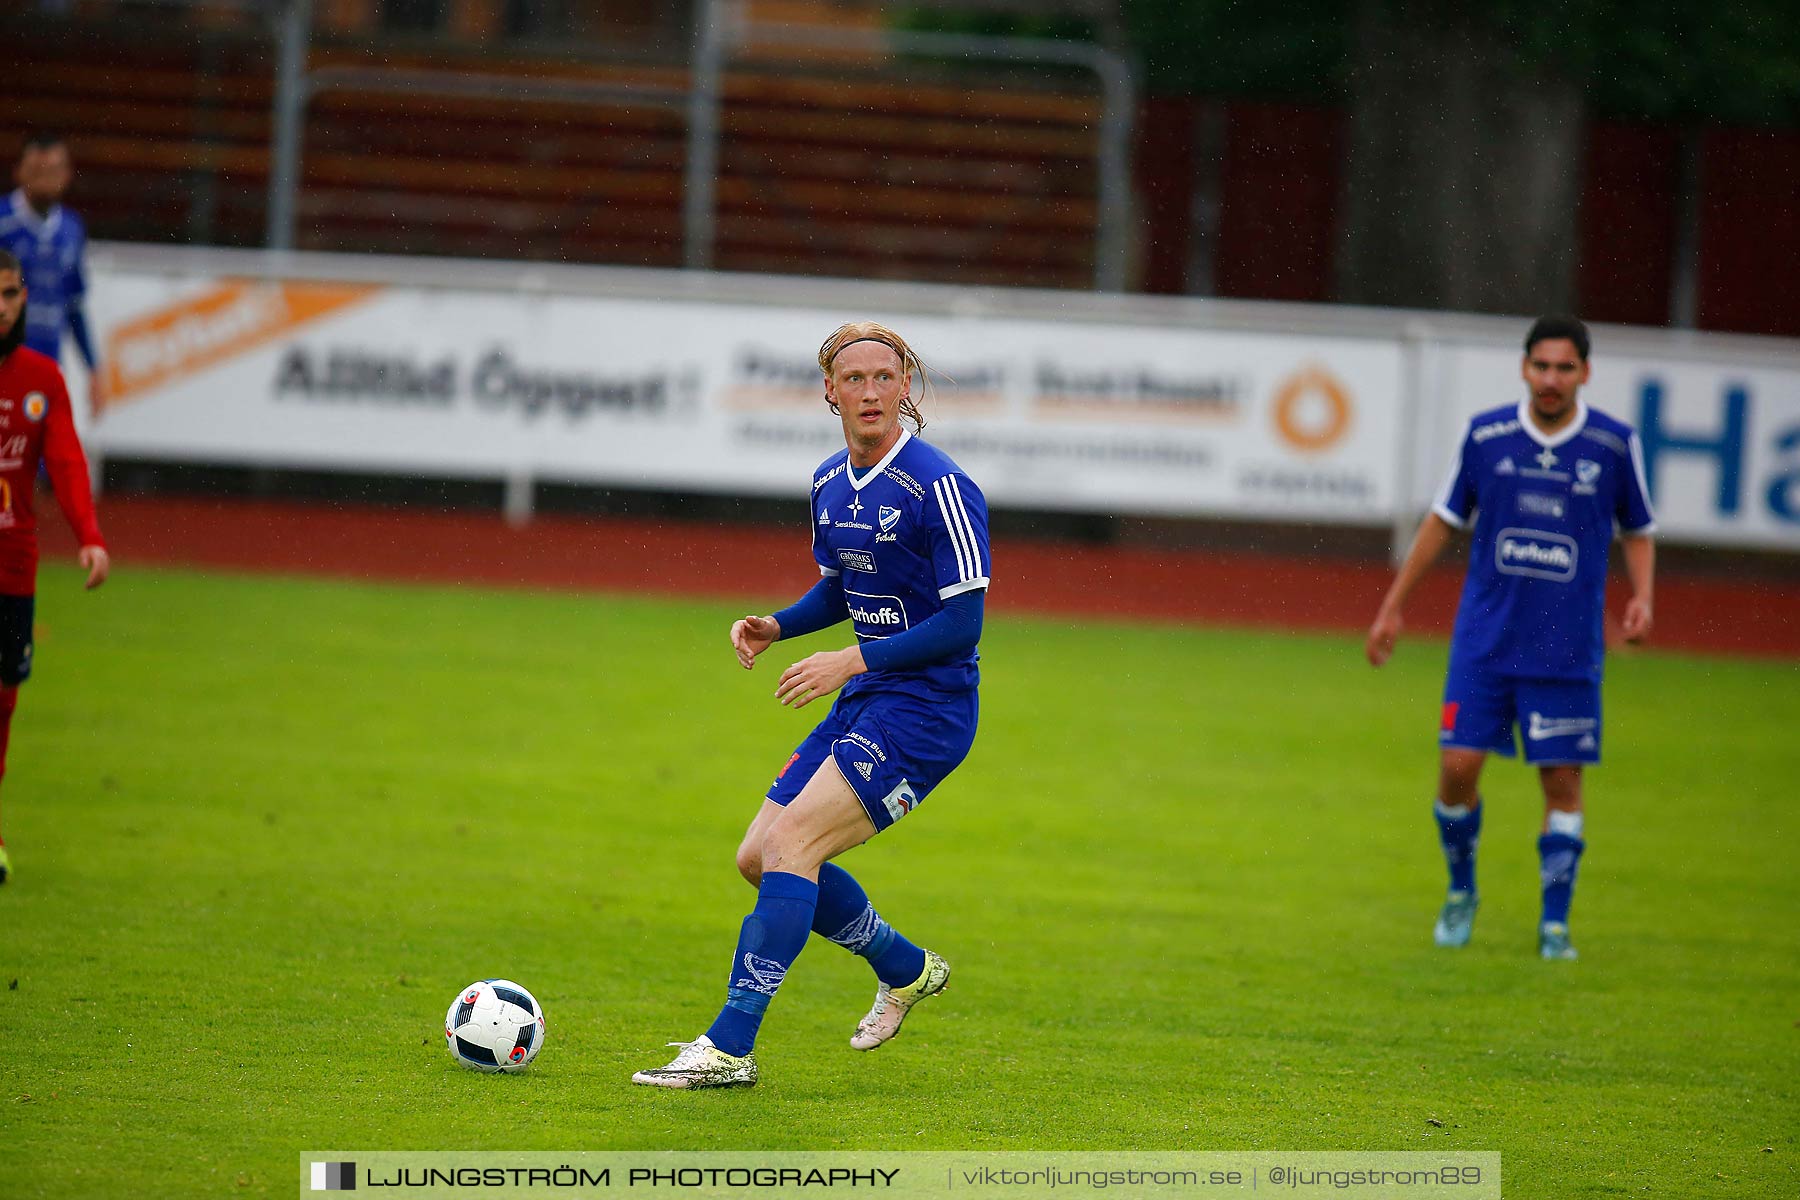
left=0, top=346, right=104, bottom=595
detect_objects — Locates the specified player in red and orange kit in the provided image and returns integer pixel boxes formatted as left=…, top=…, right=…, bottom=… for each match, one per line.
left=0, top=248, right=108, bottom=884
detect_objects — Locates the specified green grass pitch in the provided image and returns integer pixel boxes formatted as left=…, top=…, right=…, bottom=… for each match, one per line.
left=2, top=563, right=1795, bottom=1197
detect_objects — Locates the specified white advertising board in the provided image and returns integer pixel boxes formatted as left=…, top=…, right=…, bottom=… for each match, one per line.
left=86, top=264, right=1402, bottom=524
left=77, top=246, right=1800, bottom=550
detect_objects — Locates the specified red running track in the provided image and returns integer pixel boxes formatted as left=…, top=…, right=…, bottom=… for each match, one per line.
left=42, top=494, right=1800, bottom=659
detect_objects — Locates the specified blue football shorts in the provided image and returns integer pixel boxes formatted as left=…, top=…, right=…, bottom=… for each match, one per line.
left=766, top=686, right=978, bottom=832
left=1440, top=664, right=1601, bottom=765
left=0, top=593, right=33, bottom=687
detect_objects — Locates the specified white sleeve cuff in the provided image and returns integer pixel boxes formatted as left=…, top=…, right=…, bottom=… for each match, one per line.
left=1431, top=504, right=1468, bottom=530
left=1619, top=521, right=1657, bottom=538
left=819, top=566, right=840, bottom=577
left=938, top=577, right=989, bottom=600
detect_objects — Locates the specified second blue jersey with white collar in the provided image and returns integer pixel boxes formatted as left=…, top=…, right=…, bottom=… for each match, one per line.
left=1433, top=399, right=1656, bottom=682
left=0, top=190, right=89, bottom=362
left=811, top=427, right=990, bottom=697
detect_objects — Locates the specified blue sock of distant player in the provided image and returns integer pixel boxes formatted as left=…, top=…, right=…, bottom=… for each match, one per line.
left=813, top=862, right=927, bottom=987
left=1538, top=811, right=1586, bottom=926
left=1434, top=798, right=1482, bottom=894
left=705, top=871, right=818, bottom=1057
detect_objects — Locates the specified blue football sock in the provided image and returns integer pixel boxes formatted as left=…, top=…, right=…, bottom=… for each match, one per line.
left=1538, top=832, right=1586, bottom=926
left=1434, top=798, right=1482, bottom=895
left=704, top=871, right=818, bottom=1057
left=813, top=862, right=927, bottom=988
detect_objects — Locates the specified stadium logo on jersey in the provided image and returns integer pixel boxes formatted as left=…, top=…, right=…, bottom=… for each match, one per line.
left=878, top=505, right=901, bottom=533
left=1527, top=712, right=1598, bottom=742
left=1472, top=417, right=1520, bottom=443
left=22, top=392, right=45, bottom=423
left=1495, top=528, right=1578, bottom=582
left=837, top=548, right=877, bottom=574
left=1574, top=459, right=1602, bottom=494
left=1495, top=456, right=1516, bottom=475
left=855, top=761, right=875, bottom=781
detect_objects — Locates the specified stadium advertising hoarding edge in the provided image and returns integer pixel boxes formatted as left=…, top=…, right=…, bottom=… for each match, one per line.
left=79, top=255, right=1800, bottom=550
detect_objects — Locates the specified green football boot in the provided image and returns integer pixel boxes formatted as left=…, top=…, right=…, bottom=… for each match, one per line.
left=1433, top=890, right=1478, bottom=948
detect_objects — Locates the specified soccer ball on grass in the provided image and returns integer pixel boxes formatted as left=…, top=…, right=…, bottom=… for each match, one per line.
left=445, top=979, right=545, bottom=1072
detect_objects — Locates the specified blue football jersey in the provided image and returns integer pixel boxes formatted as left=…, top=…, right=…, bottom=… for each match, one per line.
left=0, top=190, right=89, bottom=363
left=811, top=427, right=990, bottom=696
left=1433, top=399, right=1656, bottom=682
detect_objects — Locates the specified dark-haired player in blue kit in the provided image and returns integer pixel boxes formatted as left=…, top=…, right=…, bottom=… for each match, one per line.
left=634, top=321, right=988, bottom=1088
left=1367, top=316, right=1656, bottom=961
left=1, top=135, right=103, bottom=410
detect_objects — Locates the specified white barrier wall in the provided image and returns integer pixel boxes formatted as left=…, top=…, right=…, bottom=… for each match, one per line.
left=80, top=245, right=1800, bottom=551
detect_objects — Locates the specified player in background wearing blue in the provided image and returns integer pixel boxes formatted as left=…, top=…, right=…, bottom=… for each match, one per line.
left=634, top=322, right=988, bottom=1089
left=1366, top=316, right=1655, bottom=961
left=1, top=135, right=103, bottom=412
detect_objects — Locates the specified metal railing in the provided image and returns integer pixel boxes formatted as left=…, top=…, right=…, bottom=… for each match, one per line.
left=264, top=0, right=1137, bottom=290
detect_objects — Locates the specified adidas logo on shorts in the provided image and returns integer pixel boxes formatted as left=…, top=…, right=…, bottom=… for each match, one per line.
left=855, top=761, right=874, bottom=781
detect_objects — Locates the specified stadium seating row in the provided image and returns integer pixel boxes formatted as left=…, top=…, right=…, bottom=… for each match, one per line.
left=1, top=28, right=1105, bottom=288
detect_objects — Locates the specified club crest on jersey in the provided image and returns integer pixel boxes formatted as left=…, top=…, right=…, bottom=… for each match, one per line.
left=878, top=506, right=901, bottom=532
left=22, top=392, right=46, bottom=423
left=1574, top=459, right=1601, bottom=493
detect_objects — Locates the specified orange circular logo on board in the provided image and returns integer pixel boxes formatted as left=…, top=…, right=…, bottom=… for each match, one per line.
left=1271, top=367, right=1352, bottom=452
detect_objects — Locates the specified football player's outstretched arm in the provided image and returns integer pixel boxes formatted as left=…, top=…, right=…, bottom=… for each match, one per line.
left=1619, top=533, right=1655, bottom=643
left=1367, top=513, right=1457, bottom=667
left=734, top=575, right=850, bottom=670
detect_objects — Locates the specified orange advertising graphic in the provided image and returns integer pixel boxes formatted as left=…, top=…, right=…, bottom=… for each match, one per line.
left=101, top=279, right=380, bottom=412
left=1272, top=365, right=1354, bottom=452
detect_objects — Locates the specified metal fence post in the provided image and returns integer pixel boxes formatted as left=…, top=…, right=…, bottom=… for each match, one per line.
left=266, top=0, right=314, bottom=252
left=683, top=0, right=727, bottom=271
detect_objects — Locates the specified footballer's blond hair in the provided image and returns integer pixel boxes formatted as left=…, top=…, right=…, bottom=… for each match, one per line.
left=817, top=321, right=929, bottom=434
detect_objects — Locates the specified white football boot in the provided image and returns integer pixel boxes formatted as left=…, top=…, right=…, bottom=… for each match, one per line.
left=850, top=949, right=950, bottom=1051
left=631, top=1036, right=758, bottom=1089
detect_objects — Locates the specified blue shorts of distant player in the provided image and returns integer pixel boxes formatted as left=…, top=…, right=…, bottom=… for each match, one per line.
left=1440, top=663, right=1601, bottom=765
left=767, top=687, right=978, bottom=832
